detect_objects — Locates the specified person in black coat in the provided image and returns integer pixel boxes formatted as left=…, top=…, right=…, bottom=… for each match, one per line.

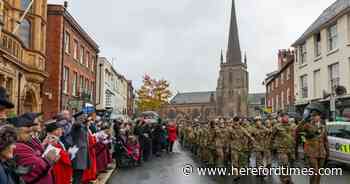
left=70, top=111, right=90, bottom=184
left=152, top=123, right=162, bottom=157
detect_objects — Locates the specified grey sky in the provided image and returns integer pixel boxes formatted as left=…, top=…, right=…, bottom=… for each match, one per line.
left=48, top=0, right=335, bottom=93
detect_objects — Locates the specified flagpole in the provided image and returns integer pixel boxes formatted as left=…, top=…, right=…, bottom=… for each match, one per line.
left=12, top=0, right=34, bottom=34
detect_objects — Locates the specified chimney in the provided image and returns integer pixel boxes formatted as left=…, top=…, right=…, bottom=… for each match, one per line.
left=64, top=1, right=68, bottom=9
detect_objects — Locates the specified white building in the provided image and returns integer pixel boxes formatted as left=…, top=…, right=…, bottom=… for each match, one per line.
left=96, top=57, right=128, bottom=114
left=293, top=0, right=350, bottom=112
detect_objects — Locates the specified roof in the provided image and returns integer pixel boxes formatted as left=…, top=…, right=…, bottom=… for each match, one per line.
left=293, top=0, right=350, bottom=46
left=47, top=4, right=100, bottom=52
left=170, top=91, right=216, bottom=104
left=248, top=93, right=265, bottom=105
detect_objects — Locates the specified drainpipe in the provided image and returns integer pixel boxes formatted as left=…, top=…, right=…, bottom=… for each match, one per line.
left=59, top=8, right=66, bottom=111
left=17, top=73, right=22, bottom=115
left=96, top=63, right=103, bottom=106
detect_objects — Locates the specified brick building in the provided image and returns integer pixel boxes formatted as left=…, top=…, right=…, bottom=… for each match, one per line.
left=43, top=4, right=99, bottom=119
left=264, top=49, right=295, bottom=113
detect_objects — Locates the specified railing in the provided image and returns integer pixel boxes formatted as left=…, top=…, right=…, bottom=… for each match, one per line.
left=0, top=31, right=23, bottom=61
left=0, top=31, right=45, bottom=72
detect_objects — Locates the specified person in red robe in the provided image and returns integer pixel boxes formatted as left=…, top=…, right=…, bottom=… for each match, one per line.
left=42, top=120, right=72, bottom=184
left=167, top=121, right=177, bottom=153
left=82, top=117, right=97, bottom=184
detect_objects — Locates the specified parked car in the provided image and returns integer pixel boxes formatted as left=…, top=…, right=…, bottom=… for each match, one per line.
left=327, top=122, right=350, bottom=165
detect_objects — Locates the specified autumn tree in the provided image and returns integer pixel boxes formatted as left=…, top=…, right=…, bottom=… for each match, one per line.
left=136, top=75, right=172, bottom=112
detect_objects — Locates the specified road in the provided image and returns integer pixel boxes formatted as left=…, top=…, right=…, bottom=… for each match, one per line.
left=108, top=142, right=350, bottom=184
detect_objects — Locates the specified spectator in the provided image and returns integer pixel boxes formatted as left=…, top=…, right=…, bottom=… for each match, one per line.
left=82, top=116, right=97, bottom=183
left=0, top=125, right=24, bottom=184
left=8, top=113, right=59, bottom=184
left=43, top=120, right=72, bottom=184
left=70, top=111, right=90, bottom=184
left=57, top=110, right=74, bottom=149
left=167, top=121, right=177, bottom=153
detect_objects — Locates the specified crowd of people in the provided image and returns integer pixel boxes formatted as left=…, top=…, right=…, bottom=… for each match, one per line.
left=0, top=86, right=115, bottom=184
left=0, top=86, right=180, bottom=184
left=178, top=103, right=329, bottom=184
left=112, top=116, right=177, bottom=167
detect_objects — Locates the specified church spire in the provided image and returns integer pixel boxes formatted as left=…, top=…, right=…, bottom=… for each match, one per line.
left=226, top=0, right=242, bottom=65
left=244, top=51, right=247, bottom=65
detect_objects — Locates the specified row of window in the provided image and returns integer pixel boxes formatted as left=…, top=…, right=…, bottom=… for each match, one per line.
left=64, top=32, right=96, bottom=72
left=268, top=88, right=291, bottom=112
left=63, top=66, right=94, bottom=99
left=267, top=67, right=292, bottom=93
left=299, top=24, right=338, bottom=64
left=299, top=63, right=339, bottom=98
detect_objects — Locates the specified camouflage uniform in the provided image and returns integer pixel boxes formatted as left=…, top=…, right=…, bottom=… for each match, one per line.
left=297, top=120, right=329, bottom=184
left=214, top=125, right=226, bottom=167
left=229, top=121, right=250, bottom=176
left=241, top=121, right=253, bottom=165
left=207, top=125, right=216, bottom=166
left=201, top=125, right=209, bottom=162
left=272, top=122, right=295, bottom=184
left=264, top=120, right=274, bottom=167
left=251, top=124, right=270, bottom=168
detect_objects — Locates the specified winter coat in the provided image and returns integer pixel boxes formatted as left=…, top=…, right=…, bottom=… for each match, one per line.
left=167, top=125, right=177, bottom=142
left=14, top=142, right=54, bottom=184
left=70, top=123, right=90, bottom=170
left=52, top=142, right=72, bottom=184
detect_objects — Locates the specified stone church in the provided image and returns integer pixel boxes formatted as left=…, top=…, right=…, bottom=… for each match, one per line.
left=160, top=0, right=263, bottom=120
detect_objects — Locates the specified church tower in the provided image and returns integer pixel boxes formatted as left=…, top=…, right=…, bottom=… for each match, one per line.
left=216, top=0, right=249, bottom=117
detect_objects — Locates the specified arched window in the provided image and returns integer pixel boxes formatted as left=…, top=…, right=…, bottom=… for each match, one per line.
left=19, top=19, right=31, bottom=48
left=21, top=0, right=31, bottom=10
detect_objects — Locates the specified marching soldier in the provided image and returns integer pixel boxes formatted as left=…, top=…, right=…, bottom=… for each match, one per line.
left=214, top=120, right=226, bottom=167
left=229, top=117, right=250, bottom=181
left=251, top=117, right=270, bottom=170
left=296, top=103, right=329, bottom=184
left=272, top=112, right=295, bottom=184
left=207, top=120, right=216, bottom=167
left=264, top=118, right=274, bottom=168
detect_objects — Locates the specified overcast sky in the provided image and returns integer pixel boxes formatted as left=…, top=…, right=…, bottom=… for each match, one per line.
left=48, top=0, right=335, bottom=93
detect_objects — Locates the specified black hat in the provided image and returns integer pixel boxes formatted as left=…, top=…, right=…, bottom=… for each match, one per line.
left=45, top=120, right=62, bottom=133
left=73, top=111, right=88, bottom=123
left=0, top=125, right=17, bottom=151
left=7, top=112, right=42, bottom=127
left=0, top=87, right=14, bottom=109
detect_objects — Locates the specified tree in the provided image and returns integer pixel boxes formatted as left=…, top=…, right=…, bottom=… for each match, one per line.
left=136, top=74, right=172, bottom=112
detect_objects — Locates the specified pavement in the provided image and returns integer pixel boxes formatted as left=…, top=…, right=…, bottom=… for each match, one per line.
left=108, top=142, right=350, bottom=184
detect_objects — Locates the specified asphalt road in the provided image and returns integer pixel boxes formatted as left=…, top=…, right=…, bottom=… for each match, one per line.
left=108, top=142, right=350, bottom=184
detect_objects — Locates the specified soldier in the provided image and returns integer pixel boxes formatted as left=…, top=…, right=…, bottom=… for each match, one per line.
left=229, top=117, right=250, bottom=181
left=207, top=120, right=217, bottom=167
left=223, top=119, right=232, bottom=166
left=241, top=118, right=253, bottom=166
left=201, top=123, right=210, bottom=163
left=272, top=112, right=295, bottom=184
left=296, top=103, right=329, bottom=184
left=214, top=119, right=226, bottom=167
left=264, top=117, right=274, bottom=168
left=251, top=117, right=270, bottom=170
